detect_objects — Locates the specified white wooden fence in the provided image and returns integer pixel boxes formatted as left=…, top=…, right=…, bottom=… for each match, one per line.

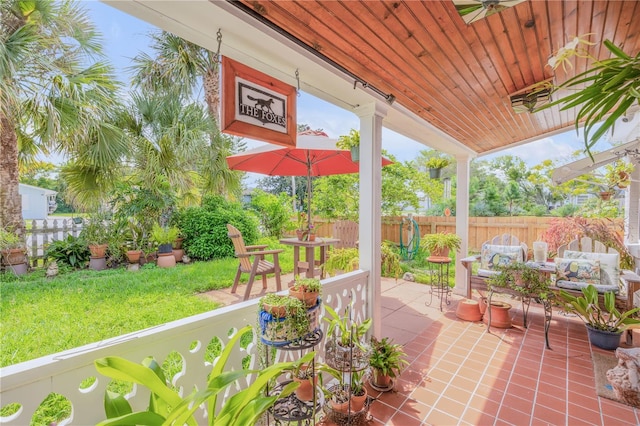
left=24, top=219, right=83, bottom=266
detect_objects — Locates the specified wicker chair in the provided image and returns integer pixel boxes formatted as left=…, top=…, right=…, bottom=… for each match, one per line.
left=227, top=224, right=283, bottom=300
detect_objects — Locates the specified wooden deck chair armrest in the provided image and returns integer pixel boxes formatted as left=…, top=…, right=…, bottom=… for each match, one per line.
left=620, top=270, right=640, bottom=310
left=257, top=249, right=284, bottom=255
left=238, top=249, right=284, bottom=257
left=245, top=244, right=268, bottom=251
left=460, top=255, right=480, bottom=267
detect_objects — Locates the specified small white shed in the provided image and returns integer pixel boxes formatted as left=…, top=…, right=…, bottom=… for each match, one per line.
left=19, top=183, right=57, bottom=220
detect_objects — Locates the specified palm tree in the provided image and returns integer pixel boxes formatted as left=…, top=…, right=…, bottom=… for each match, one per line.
left=0, top=0, right=125, bottom=232
left=116, top=89, right=214, bottom=199
left=131, top=30, right=243, bottom=198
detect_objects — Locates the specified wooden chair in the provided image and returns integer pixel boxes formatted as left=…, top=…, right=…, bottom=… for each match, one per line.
left=227, top=224, right=283, bottom=300
left=333, top=220, right=359, bottom=249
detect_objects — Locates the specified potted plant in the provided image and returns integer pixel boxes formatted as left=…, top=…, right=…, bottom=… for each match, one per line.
left=420, top=232, right=462, bottom=258
left=150, top=224, right=179, bottom=268
left=95, top=325, right=315, bottom=425
left=289, top=276, right=321, bottom=307
left=0, top=227, right=28, bottom=275
left=82, top=216, right=110, bottom=259
left=326, top=369, right=368, bottom=414
left=295, top=212, right=315, bottom=241
left=336, top=128, right=360, bottom=162
left=258, top=294, right=311, bottom=345
left=558, top=285, right=640, bottom=350
left=124, top=218, right=145, bottom=265
left=368, top=336, right=409, bottom=391
left=323, top=304, right=372, bottom=371
left=150, top=223, right=179, bottom=253
left=425, top=156, right=452, bottom=179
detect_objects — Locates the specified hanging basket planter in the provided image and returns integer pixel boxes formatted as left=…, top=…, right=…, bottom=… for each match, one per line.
left=350, top=146, right=359, bottom=162
left=429, top=168, right=442, bottom=179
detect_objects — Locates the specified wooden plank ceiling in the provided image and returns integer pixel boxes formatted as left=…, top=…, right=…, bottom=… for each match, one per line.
left=234, top=0, right=640, bottom=154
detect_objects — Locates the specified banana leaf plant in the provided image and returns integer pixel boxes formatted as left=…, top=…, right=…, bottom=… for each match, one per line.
left=95, top=324, right=315, bottom=426
left=558, top=284, right=640, bottom=332
left=537, top=39, right=640, bottom=157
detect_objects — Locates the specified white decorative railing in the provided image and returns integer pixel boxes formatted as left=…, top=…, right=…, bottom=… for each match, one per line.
left=0, top=271, right=369, bottom=425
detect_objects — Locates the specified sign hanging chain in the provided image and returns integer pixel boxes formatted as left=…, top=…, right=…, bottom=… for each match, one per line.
left=215, top=29, right=223, bottom=62
left=295, top=68, right=301, bottom=97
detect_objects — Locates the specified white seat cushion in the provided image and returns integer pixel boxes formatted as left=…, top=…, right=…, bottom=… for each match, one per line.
left=556, top=280, right=619, bottom=294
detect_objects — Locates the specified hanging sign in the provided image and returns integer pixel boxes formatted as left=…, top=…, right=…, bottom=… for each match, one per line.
left=221, top=56, right=296, bottom=147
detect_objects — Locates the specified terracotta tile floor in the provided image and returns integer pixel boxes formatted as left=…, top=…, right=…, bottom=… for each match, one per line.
left=366, top=278, right=640, bottom=425
left=205, top=273, right=640, bottom=425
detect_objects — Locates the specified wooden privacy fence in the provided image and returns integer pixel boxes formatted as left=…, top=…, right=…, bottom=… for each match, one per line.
left=24, top=219, right=83, bottom=266
left=313, top=216, right=623, bottom=253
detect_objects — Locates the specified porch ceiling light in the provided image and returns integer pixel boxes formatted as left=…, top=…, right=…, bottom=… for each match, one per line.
left=510, top=88, right=551, bottom=114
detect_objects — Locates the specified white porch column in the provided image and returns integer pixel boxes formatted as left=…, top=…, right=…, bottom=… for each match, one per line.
left=625, top=165, right=640, bottom=272
left=355, top=102, right=387, bottom=338
left=454, top=154, right=471, bottom=295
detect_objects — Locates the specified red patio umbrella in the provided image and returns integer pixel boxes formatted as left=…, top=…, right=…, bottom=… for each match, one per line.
left=226, top=130, right=392, bottom=230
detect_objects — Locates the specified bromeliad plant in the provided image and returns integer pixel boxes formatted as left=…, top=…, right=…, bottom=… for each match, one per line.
left=95, top=325, right=315, bottom=426
left=558, top=285, right=640, bottom=333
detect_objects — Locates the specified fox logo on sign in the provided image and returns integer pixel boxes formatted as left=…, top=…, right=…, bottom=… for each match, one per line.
left=238, top=83, right=287, bottom=128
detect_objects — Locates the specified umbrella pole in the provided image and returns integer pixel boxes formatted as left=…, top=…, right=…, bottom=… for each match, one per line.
left=307, top=154, right=312, bottom=231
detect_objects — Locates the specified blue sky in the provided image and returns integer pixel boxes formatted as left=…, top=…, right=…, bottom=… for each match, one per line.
left=86, top=0, right=599, bottom=168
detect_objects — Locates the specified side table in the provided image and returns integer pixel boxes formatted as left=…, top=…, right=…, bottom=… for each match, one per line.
left=426, top=256, right=452, bottom=311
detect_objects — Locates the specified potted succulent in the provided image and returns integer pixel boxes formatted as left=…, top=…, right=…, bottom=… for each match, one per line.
left=558, top=285, right=640, bottom=350
left=289, top=276, right=321, bottom=307
left=420, top=232, right=462, bottom=258
left=258, top=294, right=311, bottom=345
left=336, top=128, right=360, bottom=162
left=425, top=156, right=452, bottom=179
left=368, top=336, right=409, bottom=391
left=0, top=227, right=28, bottom=275
left=323, top=304, right=372, bottom=371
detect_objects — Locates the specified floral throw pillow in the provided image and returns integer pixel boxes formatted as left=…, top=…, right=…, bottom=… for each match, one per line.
left=555, top=258, right=601, bottom=285
left=480, top=244, right=524, bottom=270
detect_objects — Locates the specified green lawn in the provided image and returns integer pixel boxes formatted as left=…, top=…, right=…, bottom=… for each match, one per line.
left=1, top=239, right=294, bottom=368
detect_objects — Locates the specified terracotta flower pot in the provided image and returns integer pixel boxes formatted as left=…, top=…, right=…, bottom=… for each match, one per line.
left=157, top=252, right=176, bottom=268
left=371, top=369, right=393, bottom=390
left=350, top=389, right=367, bottom=412
left=289, top=287, right=319, bottom=307
left=126, top=250, right=142, bottom=264
left=293, top=368, right=317, bottom=401
left=456, top=299, right=483, bottom=322
left=88, top=244, right=108, bottom=258
left=172, top=248, right=184, bottom=262
left=1, top=248, right=27, bottom=265
left=483, top=301, right=512, bottom=329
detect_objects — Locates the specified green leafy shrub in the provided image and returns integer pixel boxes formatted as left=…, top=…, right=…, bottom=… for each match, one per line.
left=175, top=196, right=260, bottom=260
left=45, top=235, right=90, bottom=268
left=249, top=189, right=292, bottom=238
